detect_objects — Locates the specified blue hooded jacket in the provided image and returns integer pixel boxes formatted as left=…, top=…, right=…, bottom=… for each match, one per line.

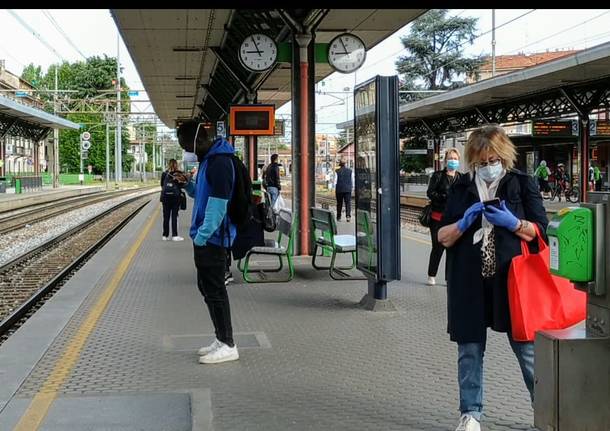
left=184, top=138, right=236, bottom=248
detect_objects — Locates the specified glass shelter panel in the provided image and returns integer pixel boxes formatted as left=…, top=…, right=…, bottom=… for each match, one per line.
left=355, top=80, right=377, bottom=276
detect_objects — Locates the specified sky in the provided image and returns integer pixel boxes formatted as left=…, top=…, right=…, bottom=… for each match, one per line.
left=1, top=9, right=610, bottom=136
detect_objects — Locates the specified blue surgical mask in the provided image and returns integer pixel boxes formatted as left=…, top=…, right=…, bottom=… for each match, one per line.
left=447, top=160, right=459, bottom=171
left=476, top=162, right=504, bottom=182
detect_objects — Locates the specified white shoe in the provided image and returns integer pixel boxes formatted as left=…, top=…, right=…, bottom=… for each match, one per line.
left=427, top=276, right=436, bottom=286
left=199, top=342, right=239, bottom=364
left=162, top=236, right=169, bottom=241
left=197, top=339, right=223, bottom=356
left=455, top=414, right=481, bottom=431
left=172, top=236, right=184, bottom=241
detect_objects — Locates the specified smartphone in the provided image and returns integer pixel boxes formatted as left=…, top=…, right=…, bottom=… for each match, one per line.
left=482, top=198, right=501, bottom=209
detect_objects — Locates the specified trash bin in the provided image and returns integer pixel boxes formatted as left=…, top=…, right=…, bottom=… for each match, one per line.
left=15, top=178, right=22, bottom=194
left=0, top=177, right=6, bottom=193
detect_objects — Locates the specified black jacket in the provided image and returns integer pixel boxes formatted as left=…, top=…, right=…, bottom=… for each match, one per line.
left=440, top=170, right=548, bottom=343
left=264, top=163, right=281, bottom=189
left=427, top=168, right=461, bottom=212
left=335, top=166, right=353, bottom=193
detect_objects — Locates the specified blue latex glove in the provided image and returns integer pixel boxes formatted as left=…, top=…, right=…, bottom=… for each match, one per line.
left=483, top=200, right=520, bottom=231
left=457, top=202, right=484, bottom=233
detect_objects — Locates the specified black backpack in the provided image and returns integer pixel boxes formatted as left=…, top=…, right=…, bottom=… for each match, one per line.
left=162, top=172, right=181, bottom=198
left=207, top=154, right=252, bottom=227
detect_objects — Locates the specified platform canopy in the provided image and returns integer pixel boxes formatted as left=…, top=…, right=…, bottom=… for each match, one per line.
left=400, top=41, right=610, bottom=135
left=0, top=94, right=80, bottom=141
left=111, top=9, right=427, bottom=128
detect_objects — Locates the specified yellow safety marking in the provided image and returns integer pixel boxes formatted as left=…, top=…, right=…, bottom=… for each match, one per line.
left=13, top=208, right=159, bottom=431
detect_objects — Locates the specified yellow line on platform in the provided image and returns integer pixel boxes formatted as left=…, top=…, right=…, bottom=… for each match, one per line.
left=12, top=208, right=159, bottom=431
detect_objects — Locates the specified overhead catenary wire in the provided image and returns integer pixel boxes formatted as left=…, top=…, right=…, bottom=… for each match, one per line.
left=6, top=9, right=67, bottom=62
left=41, top=9, right=88, bottom=60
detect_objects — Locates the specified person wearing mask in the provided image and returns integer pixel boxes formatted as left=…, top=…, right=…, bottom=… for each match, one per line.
left=263, top=153, right=281, bottom=207
left=534, top=160, right=551, bottom=198
left=425, top=148, right=462, bottom=286
left=335, top=160, right=353, bottom=222
left=179, top=120, right=239, bottom=364
left=437, top=125, right=548, bottom=431
left=160, top=159, right=186, bottom=241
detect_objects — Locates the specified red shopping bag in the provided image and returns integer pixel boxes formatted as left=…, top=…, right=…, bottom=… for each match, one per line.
left=507, top=223, right=587, bottom=341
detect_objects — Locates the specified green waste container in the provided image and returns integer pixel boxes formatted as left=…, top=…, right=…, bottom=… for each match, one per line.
left=15, top=178, right=22, bottom=194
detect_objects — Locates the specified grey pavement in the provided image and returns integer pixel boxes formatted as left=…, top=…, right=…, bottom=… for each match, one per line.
left=0, top=201, right=536, bottom=431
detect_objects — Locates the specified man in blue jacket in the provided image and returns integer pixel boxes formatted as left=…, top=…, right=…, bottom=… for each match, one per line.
left=178, top=120, right=239, bottom=364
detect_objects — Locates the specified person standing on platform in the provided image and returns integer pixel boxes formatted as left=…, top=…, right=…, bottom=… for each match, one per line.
left=594, top=162, right=602, bottom=191
left=425, top=148, right=462, bottom=286
left=263, top=153, right=281, bottom=207
left=534, top=160, right=551, bottom=198
left=160, top=159, right=186, bottom=241
left=335, top=160, right=353, bottom=222
left=438, top=125, right=548, bottom=431
left=179, top=120, right=239, bottom=364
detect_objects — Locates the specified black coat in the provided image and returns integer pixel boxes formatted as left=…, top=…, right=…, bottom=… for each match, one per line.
left=440, top=170, right=548, bottom=343
left=264, top=163, right=281, bottom=189
left=427, top=169, right=461, bottom=212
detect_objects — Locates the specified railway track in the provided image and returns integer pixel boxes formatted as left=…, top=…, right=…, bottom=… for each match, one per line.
left=315, top=195, right=423, bottom=225
left=0, top=194, right=154, bottom=343
left=0, top=186, right=158, bottom=235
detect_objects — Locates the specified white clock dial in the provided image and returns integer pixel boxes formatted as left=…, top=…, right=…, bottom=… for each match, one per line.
left=239, top=33, right=277, bottom=72
left=328, top=33, right=366, bottom=74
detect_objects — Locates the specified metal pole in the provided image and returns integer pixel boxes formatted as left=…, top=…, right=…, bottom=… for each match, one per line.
left=152, top=131, right=156, bottom=180
left=580, top=115, right=589, bottom=202
left=53, top=66, right=59, bottom=188
left=492, top=9, right=496, bottom=77
left=116, top=33, right=122, bottom=185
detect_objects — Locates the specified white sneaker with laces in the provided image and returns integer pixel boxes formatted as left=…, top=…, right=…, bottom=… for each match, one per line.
left=162, top=236, right=169, bottom=241
left=455, top=414, right=481, bottom=431
left=172, top=236, right=184, bottom=241
left=199, top=342, right=239, bottom=364
left=197, top=339, right=223, bottom=356
left=427, top=276, right=436, bottom=286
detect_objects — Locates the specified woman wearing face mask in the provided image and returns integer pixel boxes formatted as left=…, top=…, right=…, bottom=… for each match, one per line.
left=425, top=148, right=462, bottom=286
left=437, top=125, right=547, bottom=431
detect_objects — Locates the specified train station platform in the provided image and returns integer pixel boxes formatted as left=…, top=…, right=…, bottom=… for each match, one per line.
left=0, top=197, right=536, bottom=431
left=0, top=185, right=105, bottom=212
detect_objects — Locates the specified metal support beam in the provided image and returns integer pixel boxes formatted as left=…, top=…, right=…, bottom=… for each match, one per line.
left=579, top=115, right=590, bottom=202
left=201, top=85, right=228, bottom=115
left=475, top=107, right=490, bottom=123
left=210, top=47, right=253, bottom=95
left=0, top=118, right=18, bottom=140
left=560, top=88, right=585, bottom=117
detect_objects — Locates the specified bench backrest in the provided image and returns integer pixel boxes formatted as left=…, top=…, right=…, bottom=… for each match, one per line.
left=310, top=207, right=337, bottom=236
left=277, top=209, right=296, bottom=256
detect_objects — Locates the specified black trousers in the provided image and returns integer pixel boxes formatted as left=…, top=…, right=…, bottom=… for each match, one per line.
left=194, top=244, right=234, bottom=346
left=336, top=191, right=352, bottom=219
left=428, top=219, right=445, bottom=277
left=162, top=199, right=180, bottom=237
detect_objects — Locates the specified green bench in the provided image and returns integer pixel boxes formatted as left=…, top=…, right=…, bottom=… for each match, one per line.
left=241, top=209, right=296, bottom=283
left=310, top=207, right=366, bottom=280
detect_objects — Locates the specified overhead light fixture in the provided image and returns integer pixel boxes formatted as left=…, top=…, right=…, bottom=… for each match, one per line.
left=176, top=95, right=195, bottom=98
left=175, top=76, right=198, bottom=80
left=176, top=107, right=192, bottom=110
left=173, top=46, right=206, bottom=52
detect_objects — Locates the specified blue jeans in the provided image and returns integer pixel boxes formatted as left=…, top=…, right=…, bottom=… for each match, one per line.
left=457, top=333, right=534, bottom=421
left=267, top=186, right=279, bottom=207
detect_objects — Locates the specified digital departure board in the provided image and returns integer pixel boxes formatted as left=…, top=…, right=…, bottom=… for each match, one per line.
left=229, top=105, right=275, bottom=136
left=590, top=120, right=610, bottom=136
left=532, top=120, right=578, bottom=137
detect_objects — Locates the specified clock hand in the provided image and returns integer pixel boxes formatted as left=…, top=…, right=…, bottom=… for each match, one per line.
left=340, top=38, right=351, bottom=56
left=251, top=36, right=262, bottom=56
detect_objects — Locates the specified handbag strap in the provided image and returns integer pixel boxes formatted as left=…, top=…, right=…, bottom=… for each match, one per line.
left=520, top=222, right=547, bottom=256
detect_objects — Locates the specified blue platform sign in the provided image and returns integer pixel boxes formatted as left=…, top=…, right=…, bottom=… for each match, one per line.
left=128, top=90, right=139, bottom=97
left=15, top=91, right=28, bottom=97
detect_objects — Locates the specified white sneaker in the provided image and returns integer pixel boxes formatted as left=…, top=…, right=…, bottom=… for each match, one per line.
left=197, top=339, right=223, bottom=356
left=199, top=342, right=239, bottom=364
left=455, top=414, right=481, bottom=431
left=427, top=276, right=436, bottom=286
left=172, top=236, right=184, bottom=241
left=162, top=236, right=169, bottom=241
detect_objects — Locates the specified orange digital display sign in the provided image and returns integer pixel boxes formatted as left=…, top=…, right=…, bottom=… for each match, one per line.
left=532, top=120, right=576, bottom=137
left=229, top=105, right=275, bottom=136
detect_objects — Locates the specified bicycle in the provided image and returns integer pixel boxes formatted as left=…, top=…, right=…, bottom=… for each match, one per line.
left=544, top=181, right=579, bottom=203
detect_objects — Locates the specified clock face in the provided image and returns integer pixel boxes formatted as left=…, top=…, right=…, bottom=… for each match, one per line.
left=328, top=33, right=366, bottom=74
left=239, top=34, right=277, bottom=72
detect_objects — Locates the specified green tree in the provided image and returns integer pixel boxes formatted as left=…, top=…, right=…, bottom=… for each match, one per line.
left=395, top=9, right=484, bottom=102
left=21, top=56, right=133, bottom=173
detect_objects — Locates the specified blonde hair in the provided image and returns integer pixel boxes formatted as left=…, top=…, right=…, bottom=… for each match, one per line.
left=465, top=125, right=517, bottom=171
left=444, top=148, right=460, bottom=160
left=167, top=159, right=178, bottom=172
